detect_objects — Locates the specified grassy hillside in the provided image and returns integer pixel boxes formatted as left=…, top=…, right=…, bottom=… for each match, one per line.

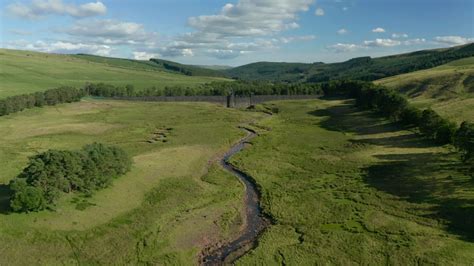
left=149, top=58, right=227, bottom=77
left=0, top=99, right=264, bottom=264
left=0, top=49, right=230, bottom=99
left=233, top=99, right=474, bottom=264
left=226, top=43, right=474, bottom=82
left=376, top=57, right=474, bottom=123
left=225, top=61, right=318, bottom=81
left=74, top=54, right=227, bottom=78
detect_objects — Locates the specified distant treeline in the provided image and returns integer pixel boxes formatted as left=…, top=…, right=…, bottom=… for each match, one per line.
left=0, top=82, right=472, bottom=166
left=9, top=143, right=131, bottom=212
left=85, top=81, right=323, bottom=97
left=325, top=80, right=474, bottom=166
left=0, top=87, right=85, bottom=116
left=0, top=82, right=322, bottom=118
left=308, top=44, right=474, bottom=83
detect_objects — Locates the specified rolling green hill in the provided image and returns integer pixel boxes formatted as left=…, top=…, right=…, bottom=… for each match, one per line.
left=376, top=57, right=474, bottom=123
left=226, top=43, right=474, bottom=82
left=225, top=61, right=318, bottom=81
left=149, top=58, right=227, bottom=77
left=73, top=54, right=228, bottom=77
left=0, top=49, right=230, bottom=99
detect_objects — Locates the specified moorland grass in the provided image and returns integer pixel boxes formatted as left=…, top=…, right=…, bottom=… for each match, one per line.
left=232, top=99, right=474, bottom=264
left=0, top=49, right=229, bottom=99
left=0, top=99, right=264, bottom=264
left=376, top=57, right=474, bottom=123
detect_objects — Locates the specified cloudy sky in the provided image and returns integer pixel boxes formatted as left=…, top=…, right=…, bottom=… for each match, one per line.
left=1, top=0, right=473, bottom=66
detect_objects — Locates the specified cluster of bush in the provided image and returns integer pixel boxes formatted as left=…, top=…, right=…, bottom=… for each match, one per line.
left=0, top=87, right=85, bottom=117
left=328, top=80, right=473, bottom=166
left=455, top=122, right=474, bottom=163
left=85, top=81, right=323, bottom=98
left=9, top=143, right=132, bottom=212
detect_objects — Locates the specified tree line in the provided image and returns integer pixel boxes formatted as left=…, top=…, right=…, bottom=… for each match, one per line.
left=0, top=82, right=322, bottom=117
left=325, top=80, right=473, bottom=167
left=85, top=81, right=323, bottom=98
left=0, top=87, right=85, bottom=117
left=9, top=143, right=132, bottom=212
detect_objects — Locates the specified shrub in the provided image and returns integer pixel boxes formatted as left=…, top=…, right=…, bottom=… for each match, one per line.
left=400, top=106, right=423, bottom=125
left=9, top=179, right=47, bottom=212
left=454, top=122, right=474, bottom=162
left=9, top=143, right=132, bottom=213
left=0, top=87, right=85, bottom=117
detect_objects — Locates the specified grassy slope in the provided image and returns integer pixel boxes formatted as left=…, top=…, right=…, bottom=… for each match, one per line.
left=0, top=49, right=230, bottom=99
left=226, top=43, right=474, bottom=82
left=225, top=62, right=316, bottom=81
left=149, top=58, right=227, bottom=77
left=0, top=99, right=264, bottom=264
left=231, top=99, right=474, bottom=264
left=376, top=57, right=474, bottom=123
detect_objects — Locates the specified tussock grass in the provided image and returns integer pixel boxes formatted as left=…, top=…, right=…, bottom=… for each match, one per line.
left=376, top=57, right=474, bottom=123
left=0, top=99, right=263, bottom=264
left=232, top=99, right=474, bottom=264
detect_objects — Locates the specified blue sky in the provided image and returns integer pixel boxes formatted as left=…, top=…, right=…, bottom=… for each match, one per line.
left=1, top=0, right=473, bottom=66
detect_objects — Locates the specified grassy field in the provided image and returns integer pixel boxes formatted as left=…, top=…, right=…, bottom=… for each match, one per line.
left=376, top=57, right=474, bottom=123
left=0, top=99, right=264, bottom=264
left=1, top=96, right=473, bottom=264
left=230, top=99, right=474, bottom=264
left=0, top=49, right=230, bottom=99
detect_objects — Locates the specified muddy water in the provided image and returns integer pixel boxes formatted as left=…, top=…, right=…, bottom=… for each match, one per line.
left=201, top=129, right=270, bottom=265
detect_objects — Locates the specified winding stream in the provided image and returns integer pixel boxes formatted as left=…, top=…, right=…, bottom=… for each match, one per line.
left=201, top=128, right=270, bottom=265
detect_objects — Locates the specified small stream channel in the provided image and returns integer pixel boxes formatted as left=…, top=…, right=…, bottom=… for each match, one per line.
left=201, top=128, right=271, bottom=265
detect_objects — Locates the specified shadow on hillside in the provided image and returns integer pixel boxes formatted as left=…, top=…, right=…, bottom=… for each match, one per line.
left=0, top=184, right=12, bottom=214
left=308, top=100, right=406, bottom=136
left=309, top=99, right=474, bottom=242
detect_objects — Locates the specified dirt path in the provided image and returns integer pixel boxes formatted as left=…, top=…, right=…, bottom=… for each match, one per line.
left=200, top=128, right=271, bottom=265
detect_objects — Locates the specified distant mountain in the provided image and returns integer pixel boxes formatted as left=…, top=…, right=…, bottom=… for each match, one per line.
left=225, top=43, right=474, bottom=82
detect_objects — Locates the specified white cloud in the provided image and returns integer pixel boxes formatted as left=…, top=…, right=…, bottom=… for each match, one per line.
left=5, top=39, right=112, bottom=56
left=392, top=33, right=408, bottom=38
left=205, top=49, right=242, bottom=59
left=158, top=47, right=195, bottom=58
left=327, top=43, right=362, bottom=53
left=187, top=0, right=314, bottom=37
left=158, top=37, right=277, bottom=59
left=8, top=29, right=32, bottom=35
left=403, top=38, right=426, bottom=45
left=364, top=38, right=400, bottom=47
left=67, top=19, right=145, bottom=38
left=434, top=36, right=474, bottom=46
left=315, top=8, right=324, bottom=16
left=342, top=7, right=348, bottom=11
left=6, top=0, right=106, bottom=19
left=157, top=0, right=315, bottom=59
left=62, top=19, right=159, bottom=47
left=337, top=28, right=348, bottom=35
left=279, top=35, right=316, bottom=43
left=132, top=51, right=159, bottom=60
left=372, top=27, right=386, bottom=33
left=328, top=36, right=428, bottom=53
